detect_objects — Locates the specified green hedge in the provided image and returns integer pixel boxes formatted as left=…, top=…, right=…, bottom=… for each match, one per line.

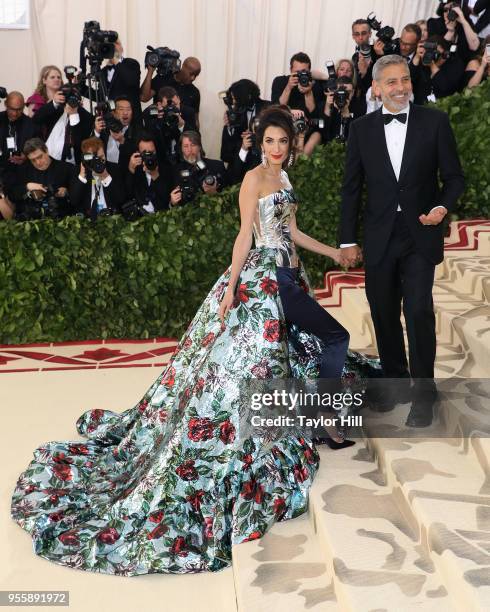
left=1, top=81, right=488, bottom=344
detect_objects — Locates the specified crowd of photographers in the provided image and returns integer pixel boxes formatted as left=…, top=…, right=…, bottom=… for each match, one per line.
left=0, top=0, right=489, bottom=222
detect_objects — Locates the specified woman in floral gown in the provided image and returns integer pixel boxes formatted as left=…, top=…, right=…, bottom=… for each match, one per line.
left=11, top=106, right=376, bottom=576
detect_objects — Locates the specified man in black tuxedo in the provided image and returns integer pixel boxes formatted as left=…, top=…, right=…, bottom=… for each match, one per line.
left=339, top=54, right=465, bottom=426
left=99, top=39, right=142, bottom=124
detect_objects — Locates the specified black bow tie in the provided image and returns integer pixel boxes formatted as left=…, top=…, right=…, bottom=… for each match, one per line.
left=383, top=113, right=407, bottom=125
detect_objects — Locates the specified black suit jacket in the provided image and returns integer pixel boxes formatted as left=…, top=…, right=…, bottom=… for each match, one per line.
left=339, top=104, right=465, bottom=266
left=474, top=0, right=490, bottom=33
left=125, top=165, right=171, bottom=212
left=220, top=99, right=271, bottom=164
left=32, top=101, right=94, bottom=165
left=70, top=162, right=125, bottom=216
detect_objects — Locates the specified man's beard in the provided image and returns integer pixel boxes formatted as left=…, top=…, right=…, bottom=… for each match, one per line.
left=381, top=91, right=410, bottom=111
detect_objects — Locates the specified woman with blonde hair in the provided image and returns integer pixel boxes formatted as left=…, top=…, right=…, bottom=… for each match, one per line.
left=26, top=65, right=63, bottom=116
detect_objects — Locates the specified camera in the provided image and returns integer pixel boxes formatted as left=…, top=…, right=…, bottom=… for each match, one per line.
left=367, top=12, right=399, bottom=55
left=333, top=87, right=349, bottom=110
left=83, top=20, right=118, bottom=62
left=358, top=43, right=372, bottom=59
left=0, top=86, right=8, bottom=99
left=220, top=91, right=248, bottom=130
left=422, top=41, right=449, bottom=65
left=82, top=153, right=106, bottom=174
left=59, top=84, right=81, bottom=108
left=20, top=185, right=68, bottom=221
left=121, top=198, right=150, bottom=221
left=178, top=160, right=222, bottom=204
left=293, top=116, right=324, bottom=134
left=323, top=60, right=338, bottom=92
left=296, top=69, right=312, bottom=88
left=140, top=150, right=158, bottom=171
left=144, top=46, right=181, bottom=77
left=94, top=100, right=123, bottom=133
left=161, top=102, right=180, bottom=130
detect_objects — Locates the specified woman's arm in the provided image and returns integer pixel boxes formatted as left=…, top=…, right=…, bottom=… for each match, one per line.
left=219, top=171, right=259, bottom=323
left=290, top=214, right=340, bottom=263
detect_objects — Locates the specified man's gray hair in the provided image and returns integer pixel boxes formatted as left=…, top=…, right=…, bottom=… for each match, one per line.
left=372, top=54, right=410, bottom=81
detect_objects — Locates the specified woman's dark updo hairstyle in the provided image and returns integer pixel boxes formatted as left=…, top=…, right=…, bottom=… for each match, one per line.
left=255, top=105, right=295, bottom=169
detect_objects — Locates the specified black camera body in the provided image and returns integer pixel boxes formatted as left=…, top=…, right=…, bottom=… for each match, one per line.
left=296, top=69, right=312, bottom=88
left=82, top=153, right=106, bottom=174
left=144, top=46, right=181, bottom=77
left=367, top=13, right=399, bottom=55
left=293, top=116, right=324, bottom=134
left=0, top=86, right=7, bottom=99
left=162, top=102, right=180, bottom=130
left=333, top=87, right=349, bottom=110
left=60, top=84, right=81, bottom=108
left=220, top=91, right=248, bottom=131
left=83, top=21, right=118, bottom=61
left=178, top=160, right=222, bottom=204
left=140, top=150, right=158, bottom=171
left=323, top=61, right=338, bottom=92
left=422, top=41, right=449, bottom=65
left=121, top=198, right=150, bottom=221
left=20, top=185, right=68, bottom=221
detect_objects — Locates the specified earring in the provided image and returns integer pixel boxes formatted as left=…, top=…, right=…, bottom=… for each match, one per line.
left=261, top=149, right=268, bottom=168
left=287, top=151, right=294, bottom=167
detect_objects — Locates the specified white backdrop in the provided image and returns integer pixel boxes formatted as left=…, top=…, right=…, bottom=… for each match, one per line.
left=1, top=0, right=439, bottom=157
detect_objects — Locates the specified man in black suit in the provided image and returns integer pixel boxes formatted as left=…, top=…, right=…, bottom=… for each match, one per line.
left=98, top=39, right=142, bottom=124
left=339, top=54, right=465, bottom=426
left=32, top=89, right=93, bottom=166
left=170, top=130, right=228, bottom=207
left=70, top=137, right=124, bottom=218
left=220, top=79, right=270, bottom=165
left=0, top=91, right=39, bottom=181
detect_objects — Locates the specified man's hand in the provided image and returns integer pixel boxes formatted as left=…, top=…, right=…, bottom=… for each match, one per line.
left=128, top=152, right=142, bottom=174
left=55, top=187, right=68, bottom=197
left=65, top=103, right=78, bottom=116
left=419, top=207, right=447, bottom=226
left=287, top=73, right=299, bottom=90
left=241, top=130, right=252, bottom=150
left=202, top=180, right=218, bottom=194
left=53, top=91, right=65, bottom=105
left=339, top=245, right=363, bottom=268
left=452, top=5, right=466, bottom=24
left=26, top=182, right=46, bottom=192
left=357, top=54, right=371, bottom=77
left=170, top=187, right=182, bottom=206
left=9, top=153, right=25, bottom=165
left=374, top=39, right=385, bottom=56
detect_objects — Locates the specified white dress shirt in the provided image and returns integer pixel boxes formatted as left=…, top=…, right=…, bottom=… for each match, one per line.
left=46, top=106, right=80, bottom=164
left=340, top=104, right=445, bottom=248
left=78, top=173, right=112, bottom=211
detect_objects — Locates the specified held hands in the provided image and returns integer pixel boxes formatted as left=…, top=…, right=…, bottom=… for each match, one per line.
left=339, top=245, right=363, bottom=268
left=419, top=206, right=447, bottom=226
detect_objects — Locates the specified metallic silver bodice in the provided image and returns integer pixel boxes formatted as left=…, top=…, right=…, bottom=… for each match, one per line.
left=253, top=183, right=299, bottom=268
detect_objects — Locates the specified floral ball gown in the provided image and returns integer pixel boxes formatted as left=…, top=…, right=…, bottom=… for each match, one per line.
left=11, top=171, right=378, bottom=575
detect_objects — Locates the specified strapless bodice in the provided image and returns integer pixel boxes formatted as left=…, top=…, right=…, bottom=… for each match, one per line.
left=253, top=185, right=299, bottom=268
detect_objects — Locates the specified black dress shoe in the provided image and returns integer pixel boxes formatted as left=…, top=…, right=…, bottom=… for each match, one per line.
left=312, top=436, right=356, bottom=449
left=405, top=402, right=434, bottom=428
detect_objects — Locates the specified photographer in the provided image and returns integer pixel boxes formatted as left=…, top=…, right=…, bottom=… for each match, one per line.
left=428, top=1, right=480, bottom=64
left=94, top=95, right=138, bottom=173
left=26, top=66, right=63, bottom=116
left=126, top=133, right=171, bottom=213
left=321, top=76, right=355, bottom=144
left=70, top=137, right=124, bottom=218
left=220, top=79, right=270, bottom=165
left=140, top=56, right=202, bottom=127
left=464, top=35, right=490, bottom=87
left=0, top=92, right=39, bottom=178
left=143, top=86, right=196, bottom=167
left=226, top=116, right=262, bottom=185
left=32, top=82, right=93, bottom=166
left=412, top=35, right=465, bottom=103
left=271, top=52, right=324, bottom=155
left=8, top=138, right=75, bottom=220
left=170, top=131, right=227, bottom=207
left=351, top=19, right=383, bottom=100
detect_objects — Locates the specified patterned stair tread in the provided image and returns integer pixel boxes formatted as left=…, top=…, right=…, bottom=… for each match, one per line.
left=231, top=513, right=340, bottom=612
left=364, top=437, right=490, bottom=610
left=309, top=444, right=456, bottom=611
